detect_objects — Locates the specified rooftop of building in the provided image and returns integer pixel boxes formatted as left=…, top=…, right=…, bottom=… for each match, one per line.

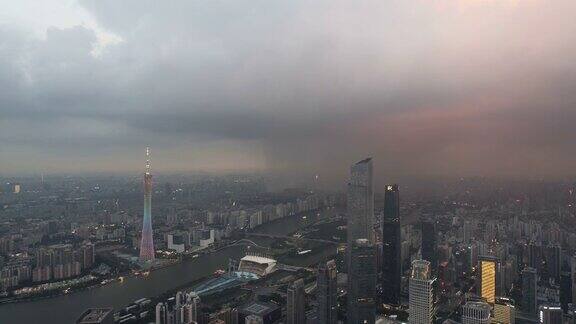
left=239, top=301, right=279, bottom=316
left=355, top=157, right=372, bottom=165
left=240, top=255, right=276, bottom=265
left=464, top=301, right=492, bottom=311
left=77, top=308, right=113, bottom=323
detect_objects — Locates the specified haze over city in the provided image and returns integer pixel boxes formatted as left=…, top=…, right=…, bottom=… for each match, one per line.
left=2, top=0, right=576, bottom=180
left=3, top=2, right=576, bottom=324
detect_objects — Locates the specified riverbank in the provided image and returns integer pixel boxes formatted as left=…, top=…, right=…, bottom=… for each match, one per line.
left=0, top=208, right=342, bottom=323
left=0, top=245, right=247, bottom=323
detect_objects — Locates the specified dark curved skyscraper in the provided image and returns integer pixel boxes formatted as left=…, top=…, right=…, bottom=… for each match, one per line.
left=140, top=147, right=155, bottom=262
left=382, top=184, right=401, bottom=305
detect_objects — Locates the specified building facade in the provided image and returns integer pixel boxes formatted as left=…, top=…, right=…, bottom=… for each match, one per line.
left=522, top=267, right=538, bottom=315
left=347, top=239, right=377, bottom=324
left=382, top=184, right=401, bottom=305
left=462, top=301, right=491, bottom=324
left=317, top=259, right=338, bottom=324
left=478, top=256, right=497, bottom=304
left=287, top=279, right=305, bottom=324
left=409, top=260, right=435, bottom=324
left=347, top=158, right=374, bottom=245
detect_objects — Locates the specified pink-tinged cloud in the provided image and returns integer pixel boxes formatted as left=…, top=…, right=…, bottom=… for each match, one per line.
left=1, top=0, right=576, bottom=180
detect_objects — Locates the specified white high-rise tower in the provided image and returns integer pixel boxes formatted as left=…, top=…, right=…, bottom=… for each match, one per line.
left=409, top=260, right=435, bottom=324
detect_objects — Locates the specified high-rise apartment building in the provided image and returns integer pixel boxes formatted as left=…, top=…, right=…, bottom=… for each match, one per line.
left=317, top=260, right=338, bottom=324
left=528, top=243, right=543, bottom=272
left=409, top=260, right=435, bottom=324
left=156, top=302, right=167, bottom=324
left=382, top=184, right=401, bottom=305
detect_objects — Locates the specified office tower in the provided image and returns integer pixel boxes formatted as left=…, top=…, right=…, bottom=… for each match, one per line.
left=409, top=260, right=435, bottom=324
left=140, top=147, right=155, bottom=262
left=538, top=304, right=562, bottom=324
left=156, top=302, right=167, bottom=324
left=287, top=279, right=306, bottom=324
left=522, top=267, right=538, bottom=315
left=348, top=239, right=377, bottom=324
left=493, top=297, right=516, bottom=324
left=317, top=260, right=338, bottom=324
left=462, top=301, right=491, bottom=324
left=347, top=158, right=374, bottom=245
left=545, top=245, right=561, bottom=283
left=421, top=219, right=437, bottom=270
left=477, top=256, right=497, bottom=304
left=382, top=184, right=401, bottom=305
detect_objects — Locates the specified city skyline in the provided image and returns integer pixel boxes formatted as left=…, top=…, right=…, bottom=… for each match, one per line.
left=3, top=1, right=576, bottom=324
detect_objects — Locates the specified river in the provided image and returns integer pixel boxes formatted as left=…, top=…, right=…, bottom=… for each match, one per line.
left=0, top=209, right=338, bottom=323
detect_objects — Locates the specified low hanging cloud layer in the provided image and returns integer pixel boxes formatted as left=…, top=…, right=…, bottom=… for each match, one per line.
left=1, top=0, right=576, bottom=180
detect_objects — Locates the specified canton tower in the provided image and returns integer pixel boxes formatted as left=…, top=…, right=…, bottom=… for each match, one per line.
left=139, top=147, right=155, bottom=262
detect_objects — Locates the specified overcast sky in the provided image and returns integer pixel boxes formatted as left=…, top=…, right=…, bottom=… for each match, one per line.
left=1, top=0, right=576, bottom=181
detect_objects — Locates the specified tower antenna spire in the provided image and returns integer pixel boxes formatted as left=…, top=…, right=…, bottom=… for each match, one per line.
left=145, top=147, right=151, bottom=174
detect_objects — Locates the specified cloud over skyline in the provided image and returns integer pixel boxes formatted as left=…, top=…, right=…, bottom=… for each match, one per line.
left=1, top=0, right=576, bottom=181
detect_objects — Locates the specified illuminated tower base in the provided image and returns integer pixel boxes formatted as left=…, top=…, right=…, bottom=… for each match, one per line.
left=140, top=148, right=155, bottom=262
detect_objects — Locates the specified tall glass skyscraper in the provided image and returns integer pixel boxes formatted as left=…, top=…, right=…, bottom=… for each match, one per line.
left=317, top=260, right=338, bottom=324
left=347, top=239, right=377, bottom=324
left=287, top=279, right=306, bottom=324
left=421, top=218, right=437, bottom=271
left=347, top=158, right=374, bottom=245
left=139, top=147, right=155, bottom=262
left=382, top=184, right=401, bottom=305
left=522, top=267, right=538, bottom=315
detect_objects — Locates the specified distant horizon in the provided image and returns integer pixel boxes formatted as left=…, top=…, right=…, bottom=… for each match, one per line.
left=3, top=1, right=576, bottom=180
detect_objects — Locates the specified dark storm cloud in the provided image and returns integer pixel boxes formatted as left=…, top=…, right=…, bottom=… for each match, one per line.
left=2, top=0, right=576, bottom=178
